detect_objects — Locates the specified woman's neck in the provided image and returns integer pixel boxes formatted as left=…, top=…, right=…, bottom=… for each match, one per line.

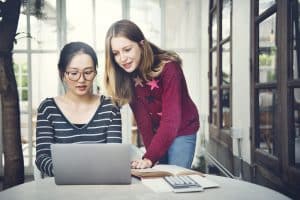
left=63, top=92, right=96, bottom=105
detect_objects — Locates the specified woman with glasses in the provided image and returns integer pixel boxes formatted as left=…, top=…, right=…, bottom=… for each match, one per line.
left=104, top=20, right=199, bottom=169
left=35, top=42, right=122, bottom=177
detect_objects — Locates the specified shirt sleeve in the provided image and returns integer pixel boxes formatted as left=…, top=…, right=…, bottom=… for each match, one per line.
left=35, top=99, right=55, bottom=177
left=143, top=62, right=183, bottom=164
left=106, top=105, right=122, bottom=143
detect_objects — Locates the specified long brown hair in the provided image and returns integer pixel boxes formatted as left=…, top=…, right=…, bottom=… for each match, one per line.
left=104, top=19, right=181, bottom=106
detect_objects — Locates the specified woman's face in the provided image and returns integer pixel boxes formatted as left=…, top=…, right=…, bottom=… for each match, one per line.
left=64, top=53, right=96, bottom=96
left=110, top=36, right=142, bottom=73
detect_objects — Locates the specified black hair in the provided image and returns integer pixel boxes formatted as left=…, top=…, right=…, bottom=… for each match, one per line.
left=58, top=42, right=98, bottom=81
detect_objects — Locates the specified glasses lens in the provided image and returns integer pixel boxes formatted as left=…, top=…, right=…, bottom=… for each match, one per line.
left=66, top=70, right=96, bottom=81
left=67, top=72, right=80, bottom=81
left=83, top=71, right=96, bottom=80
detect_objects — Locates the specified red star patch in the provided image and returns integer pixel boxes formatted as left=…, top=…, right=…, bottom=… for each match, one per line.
left=146, top=79, right=159, bottom=90
left=133, top=76, right=144, bottom=87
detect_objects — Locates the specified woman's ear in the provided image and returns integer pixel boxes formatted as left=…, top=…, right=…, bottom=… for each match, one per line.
left=139, top=40, right=145, bottom=45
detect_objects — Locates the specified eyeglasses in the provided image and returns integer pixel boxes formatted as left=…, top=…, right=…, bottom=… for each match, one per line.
left=65, top=70, right=97, bottom=81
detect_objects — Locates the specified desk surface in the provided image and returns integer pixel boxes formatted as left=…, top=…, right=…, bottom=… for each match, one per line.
left=0, top=175, right=291, bottom=200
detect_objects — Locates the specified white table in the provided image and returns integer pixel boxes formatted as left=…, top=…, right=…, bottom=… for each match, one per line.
left=0, top=175, right=291, bottom=200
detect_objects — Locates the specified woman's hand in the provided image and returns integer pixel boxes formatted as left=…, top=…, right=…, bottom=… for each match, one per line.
left=131, top=158, right=152, bottom=169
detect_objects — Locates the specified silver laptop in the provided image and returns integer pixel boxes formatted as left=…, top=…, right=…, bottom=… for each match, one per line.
left=51, top=143, right=132, bottom=185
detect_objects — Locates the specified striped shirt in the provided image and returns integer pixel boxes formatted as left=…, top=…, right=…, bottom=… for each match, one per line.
left=35, top=96, right=122, bottom=177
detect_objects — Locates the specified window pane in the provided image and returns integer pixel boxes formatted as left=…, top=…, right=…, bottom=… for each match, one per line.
left=30, top=0, right=57, bottom=50
left=95, top=0, right=122, bottom=51
left=293, top=88, right=300, bottom=167
left=259, top=14, right=277, bottom=83
left=66, top=0, right=93, bottom=44
left=131, top=0, right=161, bottom=45
left=20, top=106, right=30, bottom=167
left=292, top=1, right=300, bottom=79
left=165, top=0, right=199, bottom=48
left=259, top=0, right=276, bottom=15
left=13, top=54, right=28, bottom=102
left=212, top=51, right=217, bottom=86
left=222, top=42, right=231, bottom=85
left=177, top=52, right=199, bottom=73
left=21, top=75, right=28, bottom=88
left=95, top=51, right=105, bottom=92
left=293, top=34, right=299, bottom=79
left=258, top=89, right=276, bottom=155
left=13, top=54, right=30, bottom=166
left=298, top=0, right=300, bottom=29
left=222, top=89, right=231, bottom=128
left=222, top=0, right=231, bottom=40
left=212, top=90, right=218, bottom=126
left=14, top=9, right=27, bottom=50
left=212, top=10, right=217, bottom=47
left=31, top=53, right=59, bottom=109
left=176, top=52, right=200, bottom=96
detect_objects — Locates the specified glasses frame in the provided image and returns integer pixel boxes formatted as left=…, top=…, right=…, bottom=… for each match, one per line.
left=65, top=70, right=97, bottom=81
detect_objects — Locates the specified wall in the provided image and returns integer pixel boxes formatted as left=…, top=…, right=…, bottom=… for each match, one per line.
left=231, top=0, right=251, bottom=163
left=198, top=0, right=210, bottom=147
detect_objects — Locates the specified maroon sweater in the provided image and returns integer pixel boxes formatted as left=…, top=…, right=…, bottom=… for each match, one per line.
left=130, top=61, right=200, bottom=164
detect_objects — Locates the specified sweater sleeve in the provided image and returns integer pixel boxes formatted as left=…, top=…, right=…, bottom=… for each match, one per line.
left=143, top=62, right=183, bottom=164
left=106, top=105, right=122, bottom=143
left=35, top=99, right=55, bottom=177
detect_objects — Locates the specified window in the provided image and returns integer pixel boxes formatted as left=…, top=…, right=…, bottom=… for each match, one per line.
left=250, top=0, right=300, bottom=197
left=13, top=0, right=59, bottom=173
left=10, top=0, right=162, bottom=175
left=208, top=0, right=232, bottom=138
left=251, top=0, right=278, bottom=173
left=164, top=0, right=201, bottom=95
left=257, top=11, right=277, bottom=155
left=130, top=0, right=161, bottom=45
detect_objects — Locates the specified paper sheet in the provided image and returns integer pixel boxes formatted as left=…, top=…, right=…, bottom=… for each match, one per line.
left=142, top=177, right=173, bottom=193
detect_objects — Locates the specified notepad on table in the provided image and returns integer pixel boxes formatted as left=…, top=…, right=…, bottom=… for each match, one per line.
left=131, top=164, right=205, bottom=179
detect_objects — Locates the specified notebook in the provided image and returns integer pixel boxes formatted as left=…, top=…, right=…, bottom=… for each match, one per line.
left=51, top=143, right=132, bottom=185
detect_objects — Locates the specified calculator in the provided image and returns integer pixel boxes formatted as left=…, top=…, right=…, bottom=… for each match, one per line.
left=163, top=175, right=204, bottom=193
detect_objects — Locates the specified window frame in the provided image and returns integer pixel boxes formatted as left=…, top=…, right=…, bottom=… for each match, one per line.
left=208, top=0, right=233, bottom=148
left=251, top=2, right=280, bottom=174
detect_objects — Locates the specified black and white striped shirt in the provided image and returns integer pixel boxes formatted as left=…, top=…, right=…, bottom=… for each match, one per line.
left=35, top=96, right=122, bottom=177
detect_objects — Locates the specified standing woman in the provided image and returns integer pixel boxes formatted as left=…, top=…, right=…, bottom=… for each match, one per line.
left=35, top=42, right=122, bottom=177
left=104, top=20, right=199, bottom=169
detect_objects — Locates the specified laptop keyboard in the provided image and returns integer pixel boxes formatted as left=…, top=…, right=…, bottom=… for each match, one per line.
left=163, top=175, right=203, bottom=193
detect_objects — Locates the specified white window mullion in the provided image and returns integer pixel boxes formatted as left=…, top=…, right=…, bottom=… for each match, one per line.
left=25, top=0, right=33, bottom=175
left=160, top=0, right=166, bottom=49
left=57, top=0, right=66, bottom=95
left=122, top=0, right=130, bottom=19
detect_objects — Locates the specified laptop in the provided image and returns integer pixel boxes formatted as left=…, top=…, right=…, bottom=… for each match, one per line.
left=51, top=143, right=132, bottom=185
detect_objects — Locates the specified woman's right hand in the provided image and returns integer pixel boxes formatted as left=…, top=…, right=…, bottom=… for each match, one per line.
left=131, top=158, right=152, bottom=169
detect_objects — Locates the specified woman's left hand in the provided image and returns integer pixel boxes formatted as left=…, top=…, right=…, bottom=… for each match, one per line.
left=131, top=158, right=152, bottom=169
